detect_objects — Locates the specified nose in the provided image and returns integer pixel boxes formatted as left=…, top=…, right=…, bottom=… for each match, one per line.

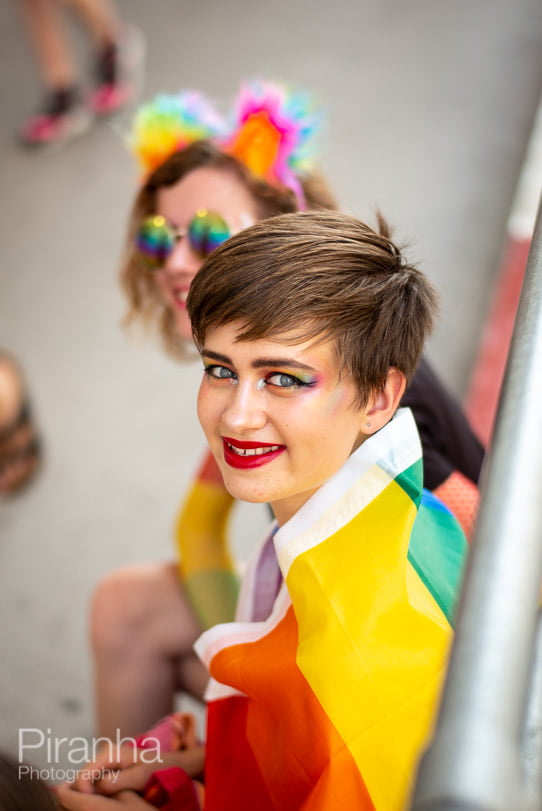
left=222, top=380, right=267, bottom=433
left=162, top=235, right=201, bottom=276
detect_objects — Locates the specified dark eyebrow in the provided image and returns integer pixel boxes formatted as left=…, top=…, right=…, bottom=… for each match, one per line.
left=201, top=349, right=233, bottom=365
left=201, top=349, right=317, bottom=373
left=251, top=357, right=317, bottom=373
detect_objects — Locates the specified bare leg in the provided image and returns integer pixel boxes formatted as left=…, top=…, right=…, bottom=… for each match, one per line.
left=0, top=357, right=23, bottom=426
left=61, top=0, right=120, bottom=47
left=17, top=0, right=77, bottom=89
left=64, top=0, right=144, bottom=117
left=90, top=561, right=209, bottom=741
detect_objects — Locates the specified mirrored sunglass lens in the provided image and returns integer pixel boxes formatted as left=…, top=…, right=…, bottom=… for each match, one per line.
left=136, top=216, right=175, bottom=267
left=188, top=210, right=230, bottom=256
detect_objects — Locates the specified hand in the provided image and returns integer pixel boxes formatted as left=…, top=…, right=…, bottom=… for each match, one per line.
left=65, top=743, right=141, bottom=796
left=66, top=745, right=205, bottom=796
left=55, top=784, right=151, bottom=810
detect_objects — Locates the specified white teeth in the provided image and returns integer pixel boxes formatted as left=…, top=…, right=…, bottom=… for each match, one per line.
left=228, top=443, right=280, bottom=457
left=175, top=290, right=189, bottom=303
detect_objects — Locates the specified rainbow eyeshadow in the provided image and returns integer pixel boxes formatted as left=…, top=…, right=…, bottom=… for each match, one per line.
left=295, top=371, right=320, bottom=386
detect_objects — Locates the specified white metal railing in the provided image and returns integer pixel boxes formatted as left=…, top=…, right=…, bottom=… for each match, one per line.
left=411, top=194, right=542, bottom=811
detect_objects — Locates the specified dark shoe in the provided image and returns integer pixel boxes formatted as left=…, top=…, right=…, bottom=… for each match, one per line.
left=87, top=24, right=146, bottom=117
left=19, top=86, right=91, bottom=148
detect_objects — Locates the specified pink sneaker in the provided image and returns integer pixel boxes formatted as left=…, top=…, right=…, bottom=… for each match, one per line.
left=87, top=82, right=132, bottom=116
left=19, top=89, right=91, bottom=148
left=87, top=24, right=145, bottom=117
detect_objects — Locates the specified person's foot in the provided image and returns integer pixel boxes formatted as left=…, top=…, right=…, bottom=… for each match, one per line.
left=0, top=355, right=42, bottom=496
left=87, top=24, right=146, bottom=117
left=19, top=86, right=92, bottom=148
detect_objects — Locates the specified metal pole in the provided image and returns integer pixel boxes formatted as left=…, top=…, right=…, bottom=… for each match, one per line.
left=522, top=611, right=542, bottom=808
left=411, top=194, right=542, bottom=811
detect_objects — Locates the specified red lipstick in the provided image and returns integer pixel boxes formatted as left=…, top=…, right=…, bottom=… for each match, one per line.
left=222, top=437, right=286, bottom=469
left=172, top=285, right=189, bottom=310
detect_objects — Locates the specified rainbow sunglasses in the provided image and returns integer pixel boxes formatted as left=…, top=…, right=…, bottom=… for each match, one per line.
left=136, top=209, right=230, bottom=268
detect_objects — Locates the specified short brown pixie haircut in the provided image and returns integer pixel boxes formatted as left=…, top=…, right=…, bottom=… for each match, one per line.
left=121, top=141, right=338, bottom=358
left=187, top=210, right=438, bottom=407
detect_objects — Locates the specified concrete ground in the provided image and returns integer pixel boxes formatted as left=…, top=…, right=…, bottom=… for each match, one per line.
left=1, top=0, right=541, bottom=775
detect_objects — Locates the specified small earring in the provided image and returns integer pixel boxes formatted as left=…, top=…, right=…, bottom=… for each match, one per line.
left=366, top=422, right=371, bottom=428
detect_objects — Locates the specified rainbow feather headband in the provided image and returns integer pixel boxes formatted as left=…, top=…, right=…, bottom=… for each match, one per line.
left=129, top=81, right=323, bottom=209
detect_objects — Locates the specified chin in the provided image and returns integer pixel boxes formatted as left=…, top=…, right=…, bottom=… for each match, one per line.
left=220, top=472, right=271, bottom=505
left=174, top=311, right=193, bottom=342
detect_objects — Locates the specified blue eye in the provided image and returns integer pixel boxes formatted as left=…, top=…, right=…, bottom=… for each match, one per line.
left=266, top=373, right=304, bottom=388
left=204, top=364, right=236, bottom=381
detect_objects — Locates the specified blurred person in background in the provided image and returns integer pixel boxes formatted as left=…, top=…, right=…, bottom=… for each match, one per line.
left=90, top=80, right=484, bottom=742
left=0, top=353, right=41, bottom=496
left=15, top=0, right=144, bottom=147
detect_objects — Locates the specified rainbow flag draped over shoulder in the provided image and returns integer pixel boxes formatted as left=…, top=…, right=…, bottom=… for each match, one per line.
left=195, top=409, right=467, bottom=810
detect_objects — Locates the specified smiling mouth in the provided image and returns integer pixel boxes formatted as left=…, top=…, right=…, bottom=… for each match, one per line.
left=172, top=288, right=189, bottom=309
left=222, top=437, right=286, bottom=469
left=226, top=442, right=281, bottom=457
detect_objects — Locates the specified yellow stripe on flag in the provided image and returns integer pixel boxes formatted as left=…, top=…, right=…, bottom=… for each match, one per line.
left=287, top=478, right=452, bottom=809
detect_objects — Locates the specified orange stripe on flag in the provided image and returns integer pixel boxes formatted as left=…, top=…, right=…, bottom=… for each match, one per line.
left=207, top=606, right=375, bottom=810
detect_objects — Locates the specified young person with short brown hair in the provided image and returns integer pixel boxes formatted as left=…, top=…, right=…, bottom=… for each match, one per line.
left=59, top=209, right=467, bottom=811
left=91, top=82, right=482, bottom=747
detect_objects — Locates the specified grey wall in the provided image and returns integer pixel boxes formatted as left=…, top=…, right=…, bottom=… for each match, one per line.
left=1, top=0, right=541, bottom=772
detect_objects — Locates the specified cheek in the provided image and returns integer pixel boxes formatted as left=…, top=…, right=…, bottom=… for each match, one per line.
left=154, top=272, right=169, bottom=299
left=197, top=384, right=223, bottom=435
left=322, top=386, right=355, bottom=417
left=311, top=390, right=342, bottom=419
left=196, top=386, right=210, bottom=431
left=308, top=388, right=363, bottom=439
left=290, top=386, right=350, bottom=421
left=175, top=310, right=193, bottom=342
left=288, top=391, right=362, bottom=451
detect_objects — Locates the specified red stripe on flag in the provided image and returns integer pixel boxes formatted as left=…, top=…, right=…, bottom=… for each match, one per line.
left=466, top=237, right=531, bottom=446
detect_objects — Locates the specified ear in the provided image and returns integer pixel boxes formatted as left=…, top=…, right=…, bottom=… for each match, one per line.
left=363, top=367, right=406, bottom=434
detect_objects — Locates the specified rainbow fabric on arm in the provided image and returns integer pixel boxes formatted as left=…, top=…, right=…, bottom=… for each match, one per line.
left=128, top=80, right=323, bottom=208
left=175, top=451, right=239, bottom=630
left=195, top=409, right=467, bottom=810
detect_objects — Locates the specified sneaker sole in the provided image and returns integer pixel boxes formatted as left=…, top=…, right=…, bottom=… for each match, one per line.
left=19, top=108, right=93, bottom=150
